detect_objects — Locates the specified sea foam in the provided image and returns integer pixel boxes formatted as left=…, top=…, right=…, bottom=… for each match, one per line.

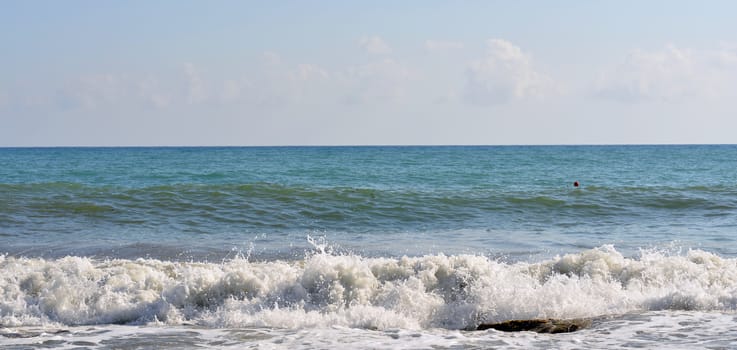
left=2, top=245, right=737, bottom=330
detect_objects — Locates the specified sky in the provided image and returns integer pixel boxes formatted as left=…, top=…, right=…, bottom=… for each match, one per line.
left=2, top=1, right=737, bottom=146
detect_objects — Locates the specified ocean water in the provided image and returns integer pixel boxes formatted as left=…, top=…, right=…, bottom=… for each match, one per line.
left=2, top=145, right=737, bottom=349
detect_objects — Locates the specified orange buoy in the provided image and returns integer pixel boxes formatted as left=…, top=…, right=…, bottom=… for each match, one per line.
left=573, top=181, right=579, bottom=187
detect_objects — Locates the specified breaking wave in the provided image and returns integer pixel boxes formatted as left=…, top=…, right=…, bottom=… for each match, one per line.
left=2, top=245, right=737, bottom=330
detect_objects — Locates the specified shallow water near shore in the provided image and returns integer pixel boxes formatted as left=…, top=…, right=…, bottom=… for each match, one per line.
left=4, top=311, right=737, bottom=349
left=2, top=145, right=737, bottom=348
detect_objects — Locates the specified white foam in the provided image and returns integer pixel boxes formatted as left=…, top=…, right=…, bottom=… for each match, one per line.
left=4, top=311, right=737, bottom=349
left=2, top=245, right=737, bottom=330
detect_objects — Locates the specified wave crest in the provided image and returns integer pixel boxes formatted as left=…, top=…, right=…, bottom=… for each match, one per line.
left=2, top=246, right=737, bottom=330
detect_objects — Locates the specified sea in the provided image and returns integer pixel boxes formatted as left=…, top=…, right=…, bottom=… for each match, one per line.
left=1, top=145, right=737, bottom=349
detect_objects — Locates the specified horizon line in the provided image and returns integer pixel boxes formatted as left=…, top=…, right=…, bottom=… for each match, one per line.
left=1, top=143, right=736, bottom=149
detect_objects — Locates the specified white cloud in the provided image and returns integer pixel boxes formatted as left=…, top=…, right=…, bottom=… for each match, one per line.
left=244, top=54, right=409, bottom=106
left=55, top=74, right=127, bottom=110
left=220, top=80, right=242, bottom=102
left=340, top=59, right=411, bottom=104
left=464, top=39, right=552, bottom=105
left=285, top=64, right=331, bottom=103
left=425, top=39, right=464, bottom=52
left=292, top=63, right=329, bottom=82
left=51, top=73, right=173, bottom=111
left=359, top=36, right=392, bottom=55
left=9, top=50, right=412, bottom=114
left=183, top=63, right=207, bottom=104
left=136, top=77, right=172, bottom=108
left=216, top=59, right=332, bottom=107
left=595, top=45, right=737, bottom=102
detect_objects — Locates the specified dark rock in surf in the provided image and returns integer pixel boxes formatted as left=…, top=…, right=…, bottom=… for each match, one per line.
left=476, top=318, right=592, bottom=333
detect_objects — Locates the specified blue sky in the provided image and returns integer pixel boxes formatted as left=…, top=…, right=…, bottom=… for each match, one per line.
left=2, top=1, right=737, bottom=146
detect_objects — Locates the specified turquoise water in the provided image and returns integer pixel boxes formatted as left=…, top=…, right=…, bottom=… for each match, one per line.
left=2, top=145, right=737, bottom=349
left=2, top=145, right=736, bottom=259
